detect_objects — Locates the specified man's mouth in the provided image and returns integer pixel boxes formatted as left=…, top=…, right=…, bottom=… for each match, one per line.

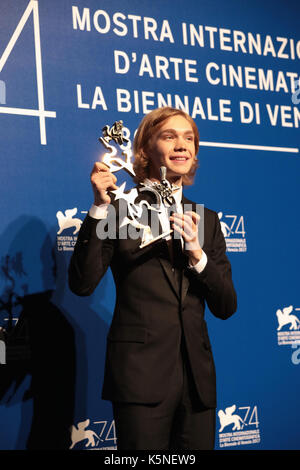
left=169, top=156, right=189, bottom=161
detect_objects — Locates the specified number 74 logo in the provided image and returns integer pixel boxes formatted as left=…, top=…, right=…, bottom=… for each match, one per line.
left=218, top=212, right=246, bottom=238
left=0, top=0, right=56, bottom=145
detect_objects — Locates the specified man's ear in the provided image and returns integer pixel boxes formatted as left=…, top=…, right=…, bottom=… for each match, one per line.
left=142, top=145, right=152, bottom=162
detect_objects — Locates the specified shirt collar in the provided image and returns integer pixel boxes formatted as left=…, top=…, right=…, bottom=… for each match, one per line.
left=172, top=186, right=182, bottom=207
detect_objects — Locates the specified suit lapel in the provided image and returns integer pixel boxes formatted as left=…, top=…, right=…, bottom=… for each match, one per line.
left=158, top=194, right=199, bottom=303
left=181, top=269, right=189, bottom=304
left=136, top=185, right=179, bottom=296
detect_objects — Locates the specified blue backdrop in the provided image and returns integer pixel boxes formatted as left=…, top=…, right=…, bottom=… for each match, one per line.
left=0, top=0, right=299, bottom=450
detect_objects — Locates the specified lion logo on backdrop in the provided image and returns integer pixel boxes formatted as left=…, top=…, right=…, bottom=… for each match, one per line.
left=217, top=404, right=261, bottom=448
left=70, top=419, right=100, bottom=449
left=276, top=305, right=300, bottom=346
left=218, top=404, right=246, bottom=432
left=56, top=208, right=82, bottom=235
left=69, top=418, right=117, bottom=450
left=56, top=208, right=84, bottom=252
left=276, top=305, right=300, bottom=331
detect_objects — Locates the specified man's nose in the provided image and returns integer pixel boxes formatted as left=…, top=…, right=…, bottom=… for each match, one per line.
left=174, top=136, right=186, bottom=150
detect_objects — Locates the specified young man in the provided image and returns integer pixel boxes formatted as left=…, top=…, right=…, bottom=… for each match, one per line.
left=69, top=107, right=237, bottom=450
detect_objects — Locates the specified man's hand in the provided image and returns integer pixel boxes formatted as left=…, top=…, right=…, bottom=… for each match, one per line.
left=170, top=211, right=203, bottom=266
left=90, top=162, right=118, bottom=205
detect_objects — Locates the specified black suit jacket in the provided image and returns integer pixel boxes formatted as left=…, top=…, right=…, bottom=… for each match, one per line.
left=68, top=194, right=237, bottom=409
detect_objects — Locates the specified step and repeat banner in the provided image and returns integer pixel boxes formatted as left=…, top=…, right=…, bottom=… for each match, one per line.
left=0, top=0, right=299, bottom=450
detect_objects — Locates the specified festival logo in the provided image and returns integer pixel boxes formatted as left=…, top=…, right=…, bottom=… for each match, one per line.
left=70, top=418, right=117, bottom=450
left=0, top=1, right=56, bottom=145
left=218, top=212, right=247, bottom=252
left=276, top=305, right=300, bottom=346
left=218, top=404, right=261, bottom=448
left=56, top=207, right=85, bottom=252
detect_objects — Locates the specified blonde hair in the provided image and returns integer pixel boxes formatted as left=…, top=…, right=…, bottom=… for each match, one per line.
left=133, top=107, right=199, bottom=185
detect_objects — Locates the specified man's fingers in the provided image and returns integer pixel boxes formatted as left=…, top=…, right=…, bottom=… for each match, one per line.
left=91, top=162, right=108, bottom=175
left=91, top=163, right=117, bottom=182
left=170, top=212, right=201, bottom=245
left=172, top=222, right=184, bottom=238
left=93, top=179, right=118, bottom=192
left=172, top=222, right=194, bottom=242
left=95, top=174, right=116, bottom=185
left=184, top=211, right=200, bottom=224
left=170, top=213, right=195, bottom=234
left=91, top=171, right=117, bottom=190
left=98, top=189, right=111, bottom=204
left=172, top=221, right=197, bottom=242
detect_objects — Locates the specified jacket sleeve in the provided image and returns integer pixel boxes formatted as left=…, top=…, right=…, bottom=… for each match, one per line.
left=194, top=211, right=237, bottom=319
left=68, top=214, right=114, bottom=296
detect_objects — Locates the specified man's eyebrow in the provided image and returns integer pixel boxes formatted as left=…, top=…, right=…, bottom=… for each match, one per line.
left=159, top=128, right=194, bottom=135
